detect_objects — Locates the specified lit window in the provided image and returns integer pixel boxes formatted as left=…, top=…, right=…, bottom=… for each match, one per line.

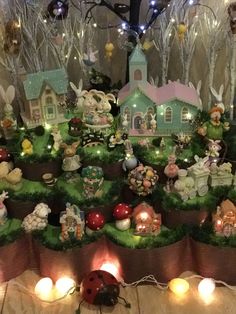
left=181, top=107, right=189, bottom=122
left=165, top=107, right=172, bottom=123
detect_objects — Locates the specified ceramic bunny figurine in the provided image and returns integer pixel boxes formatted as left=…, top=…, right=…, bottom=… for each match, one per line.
left=122, top=114, right=129, bottom=129
left=189, top=81, right=202, bottom=110
left=70, top=79, right=87, bottom=112
left=51, top=125, right=62, bottom=151
left=150, top=114, right=157, bottom=132
left=210, top=84, right=225, bottom=113
left=0, top=85, right=16, bottom=139
left=60, top=141, right=81, bottom=179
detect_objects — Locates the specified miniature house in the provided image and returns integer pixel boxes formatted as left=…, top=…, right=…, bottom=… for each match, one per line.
left=21, top=68, right=68, bottom=128
left=133, top=202, right=161, bottom=236
left=213, top=199, right=236, bottom=237
left=118, top=45, right=201, bottom=136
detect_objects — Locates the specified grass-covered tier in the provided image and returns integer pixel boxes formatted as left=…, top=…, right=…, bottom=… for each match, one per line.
left=33, top=222, right=186, bottom=251
left=0, top=219, right=29, bottom=281
left=0, top=218, right=23, bottom=246
left=158, top=185, right=236, bottom=228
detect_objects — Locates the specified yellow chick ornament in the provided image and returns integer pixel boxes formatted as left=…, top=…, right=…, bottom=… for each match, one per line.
left=21, top=138, right=33, bottom=155
left=177, top=22, right=187, bottom=41
left=105, top=42, right=114, bottom=60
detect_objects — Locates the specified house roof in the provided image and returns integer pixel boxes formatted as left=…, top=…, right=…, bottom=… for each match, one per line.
left=129, top=45, right=147, bottom=64
left=118, top=82, right=158, bottom=105
left=23, top=68, right=68, bottom=100
left=156, top=81, right=201, bottom=108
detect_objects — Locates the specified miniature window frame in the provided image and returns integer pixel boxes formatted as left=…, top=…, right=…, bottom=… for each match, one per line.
left=181, top=107, right=189, bottom=123
left=164, top=107, right=172, bottom=123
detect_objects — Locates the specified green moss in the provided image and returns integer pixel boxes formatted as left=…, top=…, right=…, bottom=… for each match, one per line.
left=191, top=223, right=236, bottom=248
left=33, top=223, right=186, bottom=251
left=0, top=219, right=23, bottom=246
left=103, top=223, right=185, bottom=249
left=162, top=190, right=218, bottom=212
left=33, top=224, right=103, bottom=251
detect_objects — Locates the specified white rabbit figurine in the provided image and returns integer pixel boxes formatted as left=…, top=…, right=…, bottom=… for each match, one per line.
left=210, top=84, right=225, bottom=113
left=150, top=114, right=157, bottom=132
left=0, top=85, right=16, bottom=139
left=70, top=79, right=87, bottom=112
left=122, top=113, right=129, bottom=129
left=51, top=125, right=63, bottom=151
left=189, top=81, right=202, bottom=110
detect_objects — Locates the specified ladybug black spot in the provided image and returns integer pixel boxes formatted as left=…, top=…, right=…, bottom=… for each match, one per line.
left=89, top=277, right=94, bottom=281
left=87, top=288, right=92, bottom=294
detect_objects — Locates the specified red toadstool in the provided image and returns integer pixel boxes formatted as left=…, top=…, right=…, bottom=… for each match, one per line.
left=113, top=203, right=132, bottom=231
left=85, top=211, right=105, bottom=235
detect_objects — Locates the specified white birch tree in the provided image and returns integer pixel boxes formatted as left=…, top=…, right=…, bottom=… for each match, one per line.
left=199, top=4, right=228, bottom=108
left=153, top=9, right=175, bottom=85
left=172, top=1, right=199, bottom=85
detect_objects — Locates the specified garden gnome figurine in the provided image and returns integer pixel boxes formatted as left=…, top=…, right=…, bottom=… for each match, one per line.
left=198, top=107, right=230, bottom=140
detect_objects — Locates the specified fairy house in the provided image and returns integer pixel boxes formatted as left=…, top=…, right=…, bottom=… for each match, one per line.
left=118, top=45, right=201, bottom=136
left=21, top=68, right=68, bottom=128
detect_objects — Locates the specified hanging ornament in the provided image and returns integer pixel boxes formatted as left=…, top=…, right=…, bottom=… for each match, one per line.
left=177, top=22, right=187, bottom=41
left=3, top=20, right=21, bottom=56
left=114, top=3, right=130, bottom=14
left=47, top=0, right=69, bottom=20
left=142, top=39, right=154, bottom=51
left=117, top=29, right=139, bottom=52
left=83, top=48, right=98, bottom=66
left=105, top=42, right=115, bottom=60
left=228, top=2, right=236, bottom=34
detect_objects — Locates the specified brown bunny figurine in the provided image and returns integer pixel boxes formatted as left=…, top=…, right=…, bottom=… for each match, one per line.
left=60, top=141, right=81, bottom=179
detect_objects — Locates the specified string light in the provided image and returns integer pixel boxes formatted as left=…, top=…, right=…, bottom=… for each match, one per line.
left=198, top=278, right=215, bottom=298
left=169, top=278, right=190, bottom=296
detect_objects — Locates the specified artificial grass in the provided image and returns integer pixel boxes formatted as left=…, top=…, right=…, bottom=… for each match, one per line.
left=103, top=223, right=185, bottom=249
left=161, top=186, right=236, bottom=212
left=191, top=223, right=236, bottom=248
left=0, top=219, right=23, bottom=246
left=34, top=222, right=186, bottom=251
left=33, top=224, right=103, bottom=251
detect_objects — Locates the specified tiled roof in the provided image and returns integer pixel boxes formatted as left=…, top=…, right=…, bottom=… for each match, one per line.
left=23, top=68, right=68, bottom=100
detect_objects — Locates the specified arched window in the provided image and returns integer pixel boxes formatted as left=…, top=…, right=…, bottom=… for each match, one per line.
left=181, top=107, right=189, bottom=122
left=165, top=107, right=172, bottom=123
left=134, top=69, right=142, bottom=80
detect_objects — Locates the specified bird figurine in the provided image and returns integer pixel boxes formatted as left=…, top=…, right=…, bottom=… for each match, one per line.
left=105, top=42, right=115, bottom=60
left=177, top=22, right=187, bottom=41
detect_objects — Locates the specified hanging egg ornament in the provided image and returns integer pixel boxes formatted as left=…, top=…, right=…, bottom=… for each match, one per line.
left=105, top=42, right=115, bottom=60
left=177, top=22, right=187, bottom=41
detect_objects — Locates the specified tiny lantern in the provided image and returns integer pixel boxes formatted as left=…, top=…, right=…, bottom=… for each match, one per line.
left=60, top=203, right=85, bottom=241
left=113, top=203, right=132, bottom=231
left=133, top=202, right=161, bottom=236
left=68, top=117, right=83, bottom=137
left=85, top=211, right=105, bottom=235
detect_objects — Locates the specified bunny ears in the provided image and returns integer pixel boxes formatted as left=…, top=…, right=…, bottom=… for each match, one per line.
left=210, top=84, right=225, bottom=113
left=70, top=79, right=87, bottom=98
left=0, top=85, right=15, bottom=104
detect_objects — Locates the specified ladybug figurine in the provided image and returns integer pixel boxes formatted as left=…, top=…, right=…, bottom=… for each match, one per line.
left=77, top=270, right=130, bottom=313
